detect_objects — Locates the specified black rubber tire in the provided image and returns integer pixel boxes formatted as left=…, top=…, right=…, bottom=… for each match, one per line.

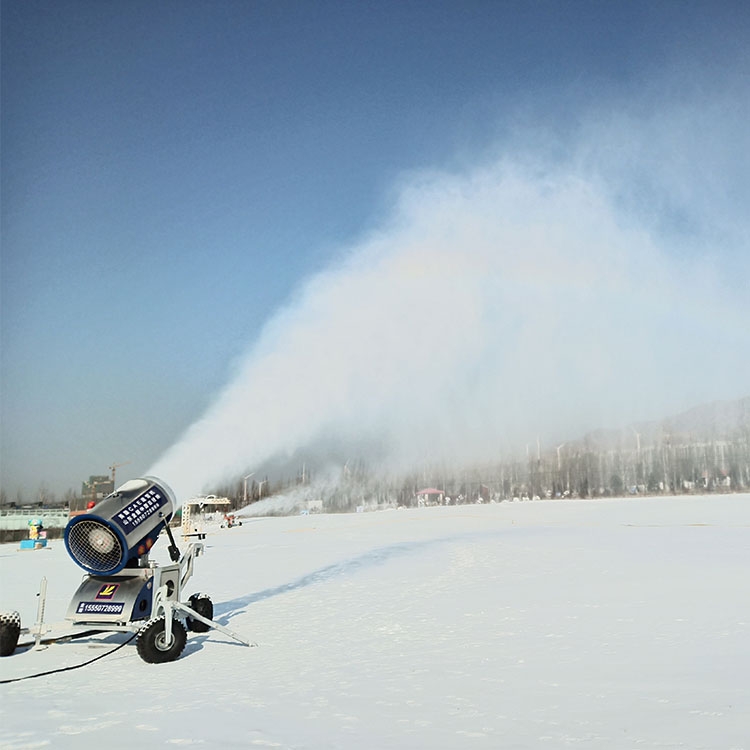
left=136, top=617, right=187, bottom=663
left=0, top=611, right=21, bottom=657
left=187, top=594, right=213, bottom=633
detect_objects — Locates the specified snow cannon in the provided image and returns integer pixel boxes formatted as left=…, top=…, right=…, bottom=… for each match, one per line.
left=1, top=476, right=251, bottom=664
left=65, top=476, right=176, bottom=575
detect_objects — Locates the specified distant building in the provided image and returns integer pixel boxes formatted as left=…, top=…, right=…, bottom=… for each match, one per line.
left=82, top=475, right=114, bottom=502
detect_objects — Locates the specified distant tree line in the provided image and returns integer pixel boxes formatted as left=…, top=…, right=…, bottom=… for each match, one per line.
left=199, top=433, right=750, bottom=515
left=3, top=433, right=748, bottom=514
left=268, top=432, right=750, bottom=510
left=402, top=436, right=750, bottom=505
left=0, top=485, right=79, bottom=510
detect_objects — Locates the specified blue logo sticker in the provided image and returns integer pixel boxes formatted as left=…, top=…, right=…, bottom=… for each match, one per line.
left=96, top=583, right=120, bottom=600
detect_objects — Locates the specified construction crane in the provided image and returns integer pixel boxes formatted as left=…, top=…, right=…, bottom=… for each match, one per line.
left=109, top=461, right=131, bottom=487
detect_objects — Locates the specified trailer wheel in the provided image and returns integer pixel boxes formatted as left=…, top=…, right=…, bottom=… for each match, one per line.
left=0, top=611, right=21, bottom=657
left=187, top=594, right=213, bottom=633
left=136, top=616, right=187, bottom=663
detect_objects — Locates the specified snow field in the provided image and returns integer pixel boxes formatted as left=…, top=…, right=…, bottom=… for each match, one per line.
left=1, top=494, right=749, bottom=749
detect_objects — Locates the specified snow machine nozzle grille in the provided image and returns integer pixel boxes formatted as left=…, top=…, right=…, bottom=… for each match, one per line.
left=64, top=476, right=176, bottom=574
left=65, top=519, right=125, bottom=574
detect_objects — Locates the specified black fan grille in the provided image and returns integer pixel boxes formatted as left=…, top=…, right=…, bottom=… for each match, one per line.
left=67, top=519, right=125, bottom=572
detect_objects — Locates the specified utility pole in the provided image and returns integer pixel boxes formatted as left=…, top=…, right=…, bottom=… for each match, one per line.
left=556, top=443, right=566, bottom=471
left=243, top=473, right=255, bottom=505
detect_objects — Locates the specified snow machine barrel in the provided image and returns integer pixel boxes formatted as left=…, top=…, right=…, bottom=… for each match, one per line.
left=64, top=476, right=176, bottom=575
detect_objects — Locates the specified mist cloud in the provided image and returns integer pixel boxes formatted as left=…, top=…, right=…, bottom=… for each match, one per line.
left=150, top=91, right=750, bottom=501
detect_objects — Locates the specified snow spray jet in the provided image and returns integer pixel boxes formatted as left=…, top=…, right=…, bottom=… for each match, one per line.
left=149, top=94, right=750, bottom=502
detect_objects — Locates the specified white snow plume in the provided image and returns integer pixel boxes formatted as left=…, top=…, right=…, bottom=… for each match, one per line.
left=234, top=484, right=313, bottom=517
left=235, top=465, right=399, bottom=517
left=150, top=96, right=750, bottom=501
left=233, top=474, right=340, bottom=518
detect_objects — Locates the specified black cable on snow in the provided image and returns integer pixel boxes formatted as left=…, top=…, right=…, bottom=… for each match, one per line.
left=0, top=633, right=137, bottom=684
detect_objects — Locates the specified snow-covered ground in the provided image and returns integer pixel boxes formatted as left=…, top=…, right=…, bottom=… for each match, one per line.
left=1, top=494, right=748, bottom=749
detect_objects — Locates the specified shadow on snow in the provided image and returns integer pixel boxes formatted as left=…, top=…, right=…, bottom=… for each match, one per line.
left=212, top=529, right=513, bottom=624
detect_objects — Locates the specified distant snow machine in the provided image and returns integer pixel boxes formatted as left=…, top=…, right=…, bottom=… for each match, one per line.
left=0, top=476, right=250, bottom=663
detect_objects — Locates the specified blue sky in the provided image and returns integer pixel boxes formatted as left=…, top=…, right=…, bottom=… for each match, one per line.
left=2, top=0, right=749, bottom=500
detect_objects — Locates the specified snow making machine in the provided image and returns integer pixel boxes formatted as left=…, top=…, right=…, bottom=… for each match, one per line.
left=0, top=476, right=249, bottom=663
